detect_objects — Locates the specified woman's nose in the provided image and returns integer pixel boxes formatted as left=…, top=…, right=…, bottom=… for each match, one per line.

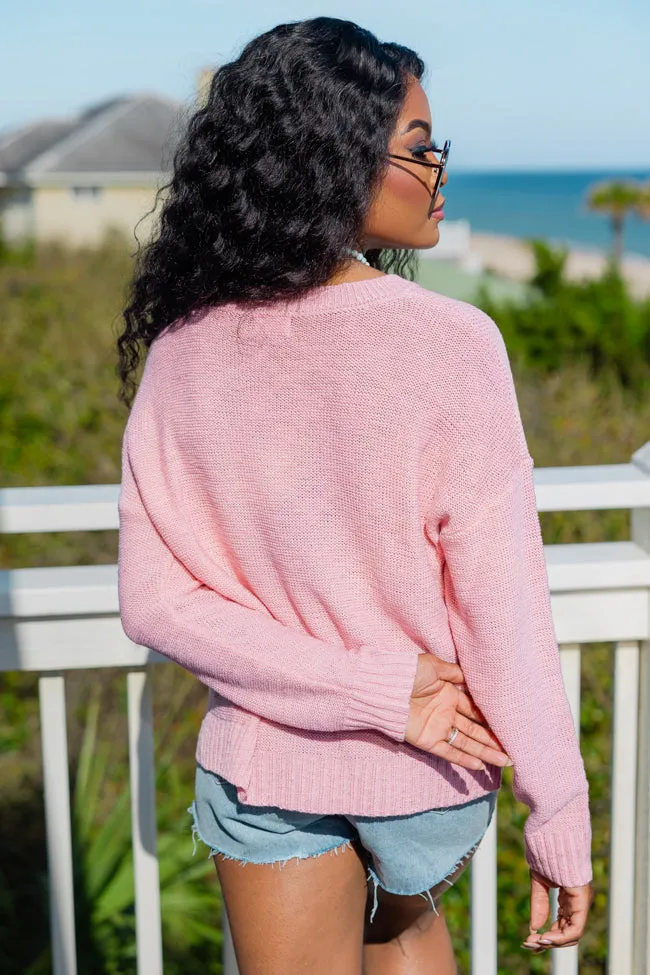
left=441, top=170, right=449, bottom=186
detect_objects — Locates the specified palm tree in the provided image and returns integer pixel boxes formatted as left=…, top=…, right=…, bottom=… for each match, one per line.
left=635, top=181, right=650, bottom=222
left=586, top=179, right=642, bottom=265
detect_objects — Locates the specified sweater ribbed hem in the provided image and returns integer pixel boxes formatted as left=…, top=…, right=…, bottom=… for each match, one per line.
left=342, top=645, right=420, bottom=742
left=195, top=706, right=504, bottom=815
left=525, top=792, right=593, bottom=887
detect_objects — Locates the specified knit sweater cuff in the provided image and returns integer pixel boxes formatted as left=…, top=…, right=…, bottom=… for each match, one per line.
left=525, top=792, right=593, bottom=887
left=343, top=646, right=420, bottom=742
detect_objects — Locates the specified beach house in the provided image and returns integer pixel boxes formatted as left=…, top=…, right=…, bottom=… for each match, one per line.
left=0, top=93, right=187, bottom=247
left=0, top=66, right=218, bottom=249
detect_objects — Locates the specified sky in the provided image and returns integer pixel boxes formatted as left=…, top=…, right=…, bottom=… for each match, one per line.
left=1, top=0, right=649, bottom=171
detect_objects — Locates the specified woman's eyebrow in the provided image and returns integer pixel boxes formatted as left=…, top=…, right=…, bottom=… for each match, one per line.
left=400, top=118, right=432, bottom=137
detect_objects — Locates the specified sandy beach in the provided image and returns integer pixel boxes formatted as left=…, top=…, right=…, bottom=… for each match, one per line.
left=470, top=232, right=650, bottom=301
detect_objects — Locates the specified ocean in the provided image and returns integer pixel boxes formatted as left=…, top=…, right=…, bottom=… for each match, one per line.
left=446, top=171, right=650, bottom=259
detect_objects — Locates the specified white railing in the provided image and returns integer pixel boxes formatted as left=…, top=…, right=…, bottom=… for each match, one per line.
left=2, top=442, right=650, bottom=975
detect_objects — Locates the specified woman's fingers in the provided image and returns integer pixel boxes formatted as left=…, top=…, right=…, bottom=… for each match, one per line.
left=537, top=907, right=589, bottom=947
left=455, top=689, right=487, bottom=724
left=529, top=872, right=551, bottom=933
left=446, top=725, right=512, bottom=768
left=454, top=709, right=511, bottom=757
left=431, top=739, right=487, bottom=771
left=541, top=916, right=581, bottom=947
left=406, top=668, right=513, bottom=770
left=433, top=660, right=465, bottom=684
left=526, top=876, right=592, bottom=950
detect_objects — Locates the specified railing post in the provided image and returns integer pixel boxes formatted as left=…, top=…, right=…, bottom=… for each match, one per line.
left=127, top=668, right=163, bottom=975
left=38, top=673, right=77, bottom=975
left=631, top=443, right=650, bottom=975
left=635, top=636, right=650, bottom=975
left=552, top=645, right=581, bottom=975
left=609, top=641, right=641, bottom=975
left=470, top=809, right=497, bottom=975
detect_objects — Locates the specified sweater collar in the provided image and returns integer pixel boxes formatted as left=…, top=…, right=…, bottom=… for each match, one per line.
left=267, top=273, right=418, bottom=316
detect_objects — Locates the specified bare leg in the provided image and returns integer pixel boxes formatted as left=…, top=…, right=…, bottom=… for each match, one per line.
left=362, top=849, right=478, bottom=975
left=213, top=838, right=370, bottom=975
left=364, top=900, right=457, bottom=975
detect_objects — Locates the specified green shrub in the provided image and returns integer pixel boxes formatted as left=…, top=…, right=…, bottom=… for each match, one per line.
left=477, top=240, right=650, bottom=394
left=2, top=675, right=223, bottom=975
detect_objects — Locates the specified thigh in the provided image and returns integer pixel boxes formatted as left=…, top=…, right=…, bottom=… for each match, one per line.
left=190, top=766, right=369, bottom=974
left=363, top=846, right=475, bottom=945
left=214, top=838, right=369, bottom=975
left=357, top=791, right=497, bottom=944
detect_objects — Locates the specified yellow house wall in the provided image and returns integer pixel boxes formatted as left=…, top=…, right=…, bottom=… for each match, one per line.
left=32, top=184, right=170, bottom=246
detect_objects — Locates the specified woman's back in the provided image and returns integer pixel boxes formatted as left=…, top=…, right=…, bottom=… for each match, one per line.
left=118, top=271, right=591, bottom=886
left=116, top=16, right=592, bottom=965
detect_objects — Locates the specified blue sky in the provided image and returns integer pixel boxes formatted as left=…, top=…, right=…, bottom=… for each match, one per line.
left=2, top=0, right=648, bottom=171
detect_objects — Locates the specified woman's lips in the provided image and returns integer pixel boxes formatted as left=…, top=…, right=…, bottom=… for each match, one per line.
left=430, top=207, right=445, bottom=220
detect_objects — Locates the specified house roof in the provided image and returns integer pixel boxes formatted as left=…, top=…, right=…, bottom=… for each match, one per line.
left=0, top=93, right=186, bottom=186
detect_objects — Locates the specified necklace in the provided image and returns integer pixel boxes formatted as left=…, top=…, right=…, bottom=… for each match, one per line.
left=342, top=246, right=370, bottom=267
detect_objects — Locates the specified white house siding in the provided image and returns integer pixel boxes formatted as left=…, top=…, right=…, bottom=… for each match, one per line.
left=32, top=184, right=169, bottom=246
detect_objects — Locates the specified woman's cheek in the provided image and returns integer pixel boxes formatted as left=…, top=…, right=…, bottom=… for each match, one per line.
left=387, top=167, right=430, bottom=209
left=364, top=169, right=436, bottom=245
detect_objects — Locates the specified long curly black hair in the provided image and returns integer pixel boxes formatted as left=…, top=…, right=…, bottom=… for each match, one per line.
left=118, top=17, right=425, bottom=407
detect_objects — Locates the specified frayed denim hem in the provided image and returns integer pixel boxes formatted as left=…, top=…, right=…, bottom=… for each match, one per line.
left=365, top=836, right=483, bottom=924
left=188, top=800, right=484, bottom=927
left=187, top=801, right=355, bottom=868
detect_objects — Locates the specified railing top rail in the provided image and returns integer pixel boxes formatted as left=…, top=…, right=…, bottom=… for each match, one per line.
left=0, top=484, right=120, bottom=534
left=534, top=462, right=650, bottom=511
left=1, top=541, right=648, bottom=625
left=1, top=457, right=650, bottom=535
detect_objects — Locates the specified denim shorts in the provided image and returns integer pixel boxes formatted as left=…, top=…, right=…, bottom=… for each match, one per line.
left=188, top=763, right=498, bottom=923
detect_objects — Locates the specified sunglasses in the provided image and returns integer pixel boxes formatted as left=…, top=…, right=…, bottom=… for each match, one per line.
left=388, top=139, right=451, bottom=217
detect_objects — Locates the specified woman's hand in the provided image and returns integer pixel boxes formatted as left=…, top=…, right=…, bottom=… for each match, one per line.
left=405, top=652, right=512, bottom=771
left=521, top=870, right=593, bottom=952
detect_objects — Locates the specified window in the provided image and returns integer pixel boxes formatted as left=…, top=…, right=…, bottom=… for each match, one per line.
left=71, top=186, right=102, bottom=199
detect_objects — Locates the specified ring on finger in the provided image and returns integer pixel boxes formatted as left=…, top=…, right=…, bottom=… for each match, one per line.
left=446, top=726, right=460, bottom=746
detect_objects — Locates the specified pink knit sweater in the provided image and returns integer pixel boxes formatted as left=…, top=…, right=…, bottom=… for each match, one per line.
left=118, top=272, right=592, bottom=887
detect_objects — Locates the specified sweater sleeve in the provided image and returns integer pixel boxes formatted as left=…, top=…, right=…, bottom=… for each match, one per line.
left=117, top=428, right=420, bottom=743
left=425, top=306, right=592, bottom=887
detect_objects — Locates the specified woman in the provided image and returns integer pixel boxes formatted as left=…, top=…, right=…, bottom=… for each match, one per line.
left=117, top=16, right=593, bottom=974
